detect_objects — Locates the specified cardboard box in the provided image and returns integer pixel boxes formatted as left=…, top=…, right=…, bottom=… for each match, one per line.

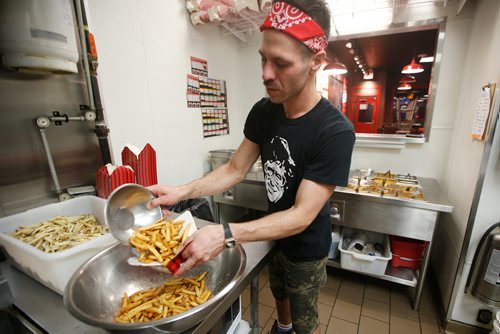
left=0, top=196, right=117, bottom=295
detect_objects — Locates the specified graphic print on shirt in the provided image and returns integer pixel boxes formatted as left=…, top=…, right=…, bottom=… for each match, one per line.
left=264, top=136, right=296, bottom=203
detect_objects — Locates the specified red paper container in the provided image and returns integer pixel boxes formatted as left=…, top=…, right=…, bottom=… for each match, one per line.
left=95, top=164, right=135, bottom=199
left=121, top=143, right=158, bottom=187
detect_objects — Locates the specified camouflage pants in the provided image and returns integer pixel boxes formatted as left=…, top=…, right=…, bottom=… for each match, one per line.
left=268, top=250, right=328, bottom=334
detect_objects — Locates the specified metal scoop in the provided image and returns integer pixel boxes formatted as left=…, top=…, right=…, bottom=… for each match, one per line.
left=104, top=183, right=163, bottom=245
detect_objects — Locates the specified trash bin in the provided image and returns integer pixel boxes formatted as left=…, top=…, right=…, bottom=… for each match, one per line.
left=164, top=198, right=214, bottom=222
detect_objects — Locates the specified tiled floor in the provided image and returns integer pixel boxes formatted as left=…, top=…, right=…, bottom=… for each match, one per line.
left=241, top=266, right=445, bottom=334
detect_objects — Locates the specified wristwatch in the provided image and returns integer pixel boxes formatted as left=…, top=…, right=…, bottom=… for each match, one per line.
left=221, top=222, right=235, bottom=248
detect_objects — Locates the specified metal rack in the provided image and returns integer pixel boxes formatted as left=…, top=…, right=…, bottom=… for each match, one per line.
left=216, top=0, right=465, bottom=42
left=220, top=11, right=268, bottom=43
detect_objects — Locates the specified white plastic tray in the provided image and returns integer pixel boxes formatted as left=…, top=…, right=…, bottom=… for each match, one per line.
left=338, top=227, right=392, bottom=276
left=0, top=196, right=117, bottom=295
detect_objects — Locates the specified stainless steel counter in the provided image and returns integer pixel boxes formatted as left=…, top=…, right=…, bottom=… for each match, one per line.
left=331, top=177, right=452, bottom=310
left=0, top=218, right=275, bottom=334
left=334, top=177, right=453, bottom=213
left=212, top=171, right=453, bottom=310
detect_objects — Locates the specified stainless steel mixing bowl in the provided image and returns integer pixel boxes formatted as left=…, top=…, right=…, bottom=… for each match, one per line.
left=105, top=183, right=163, bottom=244
left=64, top=243, right=246, bottom=333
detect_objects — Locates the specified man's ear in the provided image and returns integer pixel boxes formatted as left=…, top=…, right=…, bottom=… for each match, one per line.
left=311, top=50, right=326, bottom=72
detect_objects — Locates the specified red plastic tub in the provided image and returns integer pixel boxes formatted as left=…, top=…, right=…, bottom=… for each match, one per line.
left=390, top=236, right=427, bottom=270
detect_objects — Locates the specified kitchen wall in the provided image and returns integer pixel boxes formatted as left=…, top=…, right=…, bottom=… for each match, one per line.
left=86, top=0, right=249, bottom=187
left=440, top=0, right=500, bottom=327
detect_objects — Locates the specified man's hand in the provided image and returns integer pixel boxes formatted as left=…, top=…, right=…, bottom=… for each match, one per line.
left=147, top=184, right=188, bottom=209
left=174, top=224, right=226, bottom=276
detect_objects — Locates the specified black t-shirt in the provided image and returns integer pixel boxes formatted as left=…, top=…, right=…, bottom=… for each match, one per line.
left=244, top=97, right=355, bottom=260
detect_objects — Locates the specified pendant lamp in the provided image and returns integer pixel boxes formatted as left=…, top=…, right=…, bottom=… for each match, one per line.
left=323, top=61, right=347, bottom=75
left=401, top=57, right=424, bottom=74
left=397, top=82, right=412, bottom=91
left=400, top=75, right=416, bottom=83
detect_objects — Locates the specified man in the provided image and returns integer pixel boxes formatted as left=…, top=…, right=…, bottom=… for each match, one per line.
left=148, top=1, right=355, bottom=333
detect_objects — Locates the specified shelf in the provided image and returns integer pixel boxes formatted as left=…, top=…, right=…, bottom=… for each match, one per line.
left=327, top=258, right=418, bottom=287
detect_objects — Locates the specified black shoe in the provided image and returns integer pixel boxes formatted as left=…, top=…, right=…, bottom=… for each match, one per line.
left=268, top=320, right=293, bottom=334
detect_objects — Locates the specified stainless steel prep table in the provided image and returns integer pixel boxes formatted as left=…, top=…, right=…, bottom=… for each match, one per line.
left=330, top=177, right=453, bottom=310
left=0, top=218, right=275, bottom=334
left=212, top=173, right=453, bottom=310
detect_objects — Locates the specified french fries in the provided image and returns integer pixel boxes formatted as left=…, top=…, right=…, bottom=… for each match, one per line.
left=10, top=214, right=108, bottom=253
left=114, top=271, right=211, bottom=323
left=129, top=217, right=192, bottom=266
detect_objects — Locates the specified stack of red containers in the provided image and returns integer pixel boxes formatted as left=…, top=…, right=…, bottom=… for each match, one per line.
left=390, top=235, right=427, bottom=271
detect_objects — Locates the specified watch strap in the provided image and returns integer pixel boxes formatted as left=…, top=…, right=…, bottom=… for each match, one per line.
left=222, top=222, right=235, bottom=248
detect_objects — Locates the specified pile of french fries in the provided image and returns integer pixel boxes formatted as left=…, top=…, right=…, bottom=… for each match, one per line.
left=10, top=214, right=108, bottom=253
left=129, top=217, right=191, bottom=265
left=115, top=271, right=211, bottom=323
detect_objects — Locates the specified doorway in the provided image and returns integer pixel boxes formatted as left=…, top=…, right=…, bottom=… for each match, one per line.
left=352, top=95, right=379, bottom=133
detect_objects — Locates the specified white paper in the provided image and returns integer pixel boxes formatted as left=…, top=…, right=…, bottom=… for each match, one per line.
left=127, top=211, right=197, bottom=267
left=471, top=87, right=491, bottom=139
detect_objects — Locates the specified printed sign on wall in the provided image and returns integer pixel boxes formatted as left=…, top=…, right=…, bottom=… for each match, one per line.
left=187, top=56, right=229, bottom=138
left=202, top=109, right=229, bottom=138
left=191, top=56, right=208, bottom=77
left=187, top=74, right=200, bottom=108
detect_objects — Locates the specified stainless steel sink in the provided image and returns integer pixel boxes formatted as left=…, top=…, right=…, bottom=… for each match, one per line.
left=64, top=243, right=246, bottom=333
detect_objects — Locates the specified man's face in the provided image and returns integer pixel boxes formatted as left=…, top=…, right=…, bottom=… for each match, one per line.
left=259, top=29, right=313, bottom=104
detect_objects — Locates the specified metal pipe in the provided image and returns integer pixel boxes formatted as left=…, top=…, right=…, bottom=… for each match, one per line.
left=250, top=276, right=260, bottom=334
left=39, top=128, right=62, bottom=194
left=74, top=0, right=95, bottom=111
left=50, top=115, right=85, bottom=122
left=75, top=0, right=112, bottom=164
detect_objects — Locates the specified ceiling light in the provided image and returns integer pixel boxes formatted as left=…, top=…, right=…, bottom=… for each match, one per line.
left=354, top=56, right=359, bottom=61
left=419, top=56, right=434, bottom=63
left=345, top=41, right=352, bottom=49
left=397, top=82, right=412, bottom=90
left=400, top=75, right=416, bottom=83
left=323, top=61, right=348, bottom=75
left=402, top=57, right=424, bottom=74
left=358, top=64, right=363, bottom=68
left=363, top=69, right=374, bottom=80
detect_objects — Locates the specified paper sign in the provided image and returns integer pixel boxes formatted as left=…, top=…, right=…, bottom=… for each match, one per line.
left=191, top=56, right=208, bottom=76
left=471, top=87, right=492, bottom=141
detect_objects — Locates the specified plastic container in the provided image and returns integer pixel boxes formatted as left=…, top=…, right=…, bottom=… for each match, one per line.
left=338, top=228, right=392, bottom=276
left=0, top=196, right=117, bottom=295
left=390, top=235, right=427, bottom=270
left=391, top=254, right=422, bottom=270
left=329, top=228, right=341, bottom=260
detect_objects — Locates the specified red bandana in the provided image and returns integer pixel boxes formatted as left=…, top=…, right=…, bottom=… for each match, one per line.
left=260, top=2, right=328, bottom=54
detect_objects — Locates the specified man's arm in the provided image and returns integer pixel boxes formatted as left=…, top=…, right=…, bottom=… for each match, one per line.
left=175, top=178, right=336, bottom=275
left=231, top=179, right=336, bottom=242
left=148, top=138, right=260, bottom=208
